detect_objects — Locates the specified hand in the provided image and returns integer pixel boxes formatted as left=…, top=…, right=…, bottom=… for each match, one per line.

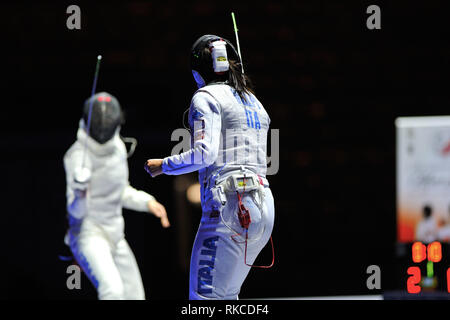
left=148, top=200, right=170, bottom=228
left=73, top=167, right=91, bottom=192
left=144, top=159, right=163, bottom=177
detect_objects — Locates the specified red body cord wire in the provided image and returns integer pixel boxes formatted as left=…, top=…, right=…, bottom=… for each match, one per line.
left=236, top=190, right=275, bottom=268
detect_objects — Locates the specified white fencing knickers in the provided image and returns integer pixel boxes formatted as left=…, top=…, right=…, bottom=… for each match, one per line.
left=69, top=220, right=145, bottom=300
left=189, top=187, right=275, bottom=300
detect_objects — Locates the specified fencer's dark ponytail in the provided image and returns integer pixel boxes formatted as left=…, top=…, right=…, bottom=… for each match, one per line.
left=228, top=60, right=254, bottom=103
left=198, top=46, right=254, bottom=103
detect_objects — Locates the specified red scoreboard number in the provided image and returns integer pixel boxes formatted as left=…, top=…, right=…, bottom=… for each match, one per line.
left=407, top=241, right=449, bottom=293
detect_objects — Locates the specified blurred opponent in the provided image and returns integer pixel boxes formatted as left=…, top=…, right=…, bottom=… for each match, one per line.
left=64, top=92, right=170, bottom=300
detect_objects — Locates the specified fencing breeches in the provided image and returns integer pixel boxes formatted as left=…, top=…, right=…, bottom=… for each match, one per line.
left=70, top=227, right=145, bottom=300
left=189, top=187, right=275, bottom=300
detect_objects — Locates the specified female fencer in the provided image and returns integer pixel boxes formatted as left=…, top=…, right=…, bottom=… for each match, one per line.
left=145, top=35, right=274, bottom=300
left=64, top=92, right=170, bottom=300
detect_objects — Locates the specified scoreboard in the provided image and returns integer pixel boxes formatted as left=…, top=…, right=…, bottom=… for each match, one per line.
left=396, top=116, right=450, bottom=297
left=406, top=241, right=449, bottom=294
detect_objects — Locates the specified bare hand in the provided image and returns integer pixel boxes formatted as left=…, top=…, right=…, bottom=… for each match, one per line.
left=148, top=200, right=170, bottom=228
left=144, top=159, right=163, bottom=177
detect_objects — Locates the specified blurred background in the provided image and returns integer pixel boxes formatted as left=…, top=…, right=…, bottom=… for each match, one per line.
left=2, top=1, right=450, bottom=299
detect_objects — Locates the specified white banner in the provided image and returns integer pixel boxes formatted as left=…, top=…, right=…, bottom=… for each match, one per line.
left=396, top=116, right=450, bottom=243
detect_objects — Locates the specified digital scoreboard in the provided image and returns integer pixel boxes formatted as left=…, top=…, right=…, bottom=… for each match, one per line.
left=396, top=117, right=450, bottom=297
left=406, top=241, right=449, bottom=294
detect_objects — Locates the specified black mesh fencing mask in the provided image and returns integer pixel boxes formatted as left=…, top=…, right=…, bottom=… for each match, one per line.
left=83, top=92, right=123, bottom=144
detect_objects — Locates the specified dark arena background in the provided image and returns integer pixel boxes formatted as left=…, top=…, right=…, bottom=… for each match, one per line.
left=2, top=0, right=450, bottom=303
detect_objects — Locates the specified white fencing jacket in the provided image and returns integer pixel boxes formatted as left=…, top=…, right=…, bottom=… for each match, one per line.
left=64, top=121, right=155, bottom=244
left=162, top=84, right=271, bottom=211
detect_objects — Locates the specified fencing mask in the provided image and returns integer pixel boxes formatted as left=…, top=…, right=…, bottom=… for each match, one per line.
left=190, top=34, right=240, bottom=88
left=82, top=92, right=123, bottom=144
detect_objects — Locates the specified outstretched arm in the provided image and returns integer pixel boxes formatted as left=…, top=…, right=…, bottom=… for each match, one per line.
left=122, top=184, right=170, bottom=228
left=145, top=91, right=221, bottom=177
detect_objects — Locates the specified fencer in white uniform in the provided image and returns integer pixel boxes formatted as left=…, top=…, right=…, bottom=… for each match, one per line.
left=64, top=92, right=170, bottom=300
left=145, top=35, right=274, bottom=300
left=415, top=205, right=438, bottom=243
